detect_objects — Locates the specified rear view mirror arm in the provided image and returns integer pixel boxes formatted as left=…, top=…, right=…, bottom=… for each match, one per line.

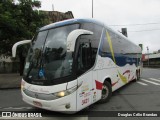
left=67, top=29, right=93, bottom=52
left=12, top=40, right=31, bottom=57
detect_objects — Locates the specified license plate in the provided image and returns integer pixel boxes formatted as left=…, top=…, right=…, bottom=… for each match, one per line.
left=33, top=101, right=42, bottom=107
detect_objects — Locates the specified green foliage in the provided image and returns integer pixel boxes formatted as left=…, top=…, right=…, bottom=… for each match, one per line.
left=0, top=0, right=48, bottom=56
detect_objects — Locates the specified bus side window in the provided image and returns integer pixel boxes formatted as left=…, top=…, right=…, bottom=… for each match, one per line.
left=77, top=42, right=92, bottom=74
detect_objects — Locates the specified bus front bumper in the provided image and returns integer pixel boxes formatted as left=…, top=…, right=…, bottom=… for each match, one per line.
left=21, top=90, right=77, bottom=113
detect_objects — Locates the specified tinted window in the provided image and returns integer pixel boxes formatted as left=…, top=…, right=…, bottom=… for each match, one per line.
left=99, top=29, right=110, bottom=56
left=81, top=23, right=102, bottom=41
left=24, top=24, right=79, bottom=81
left=79, top=23, right=103, bottom=68
left=100, top=28, right=140, bottom=67
left=75, top=23, right=103, bottom=75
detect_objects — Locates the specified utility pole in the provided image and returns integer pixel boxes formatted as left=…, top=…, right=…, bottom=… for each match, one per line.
left=121, top=28, right=128, bottom=37
left=52, top=4, right=54, bottom=11
left=92, top=0, right=93, bottom=18
left=147, top=46, right=149, bottom=66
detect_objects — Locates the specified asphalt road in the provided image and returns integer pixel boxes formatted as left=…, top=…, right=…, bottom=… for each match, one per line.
left=0, top=68, right=160, bottom=120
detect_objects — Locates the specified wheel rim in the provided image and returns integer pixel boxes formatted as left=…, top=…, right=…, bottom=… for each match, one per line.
left=101, top=84, right=109, bottom=100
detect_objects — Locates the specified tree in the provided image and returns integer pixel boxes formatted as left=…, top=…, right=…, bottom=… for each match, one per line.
left=0, top=0, right=49, bottom=55
left=0, top=0, right=49, bottom=75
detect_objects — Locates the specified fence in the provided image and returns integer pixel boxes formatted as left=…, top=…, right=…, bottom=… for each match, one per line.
left=0, top=61, right=19, bottom=73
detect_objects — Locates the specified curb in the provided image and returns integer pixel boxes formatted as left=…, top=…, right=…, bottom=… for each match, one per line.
left=143, top=67, right=160, bottom=69
left=0, top=87, right=20, bottom=90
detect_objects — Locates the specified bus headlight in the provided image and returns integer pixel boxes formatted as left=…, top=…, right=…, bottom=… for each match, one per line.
left=57, top=91, right=65, bottom=97
left=54, top=86, right=77, bottom=98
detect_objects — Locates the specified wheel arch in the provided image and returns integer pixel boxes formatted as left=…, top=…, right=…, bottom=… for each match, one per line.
left=102, top=76, right=112, bottom=86
left=98, top=76, right=112, bottom=103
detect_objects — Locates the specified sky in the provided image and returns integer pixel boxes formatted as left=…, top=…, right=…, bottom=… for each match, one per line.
left=39, top=0, right=160, bottom=53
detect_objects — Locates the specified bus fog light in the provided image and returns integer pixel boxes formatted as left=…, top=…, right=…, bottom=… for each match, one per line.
left=65, top=103, right=70, bottom=109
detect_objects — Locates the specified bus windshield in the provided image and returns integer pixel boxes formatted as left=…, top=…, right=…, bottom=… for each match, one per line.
left=23, top=24, right=79, bottom=81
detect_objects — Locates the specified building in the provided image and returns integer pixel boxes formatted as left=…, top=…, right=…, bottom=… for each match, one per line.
left=0, top=55, right=19, bottom=73
left=143, top=53, right=160, bottom=67
left=39, top=11, right=74, bottom=23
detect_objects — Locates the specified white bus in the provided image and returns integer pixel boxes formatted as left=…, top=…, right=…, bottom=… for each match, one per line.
left=12, top=18, right=142, bottom=113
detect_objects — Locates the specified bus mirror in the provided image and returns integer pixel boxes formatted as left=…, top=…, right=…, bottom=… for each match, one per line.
left=12, top=40, right=31, bottom=57
left=67, top=29, right=93, bottom=52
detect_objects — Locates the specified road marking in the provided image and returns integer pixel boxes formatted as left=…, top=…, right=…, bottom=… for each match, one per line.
left=3, top=107, right=32, bottom=110
left=3, top=107, right=12, bottom=109
left=141, top=79, right=160, bottom=85
left=149, top=78, right=160, bottom=83
left=137, top=81, right=148, bottom=86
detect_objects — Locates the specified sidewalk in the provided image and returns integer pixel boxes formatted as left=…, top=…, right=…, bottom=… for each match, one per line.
left=0, top=74, right=22, bottom=89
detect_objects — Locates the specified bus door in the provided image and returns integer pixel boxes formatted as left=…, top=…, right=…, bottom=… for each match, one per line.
left=76, top=39, right=94, bottom=111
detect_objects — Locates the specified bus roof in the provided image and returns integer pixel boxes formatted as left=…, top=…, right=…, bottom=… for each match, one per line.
left=39, top=18, right=141, bottom=53
left=39, top=18, right=104, bottom=31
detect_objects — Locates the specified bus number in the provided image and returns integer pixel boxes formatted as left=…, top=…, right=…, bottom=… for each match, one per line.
left=82, top=98, right=89, bottom=105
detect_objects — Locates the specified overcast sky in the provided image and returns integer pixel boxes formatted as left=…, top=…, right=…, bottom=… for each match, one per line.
left=39, top=0, right=160, bottom=53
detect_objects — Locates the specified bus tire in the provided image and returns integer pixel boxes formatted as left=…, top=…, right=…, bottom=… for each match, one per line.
left=99, top=81, right=112, bottom=103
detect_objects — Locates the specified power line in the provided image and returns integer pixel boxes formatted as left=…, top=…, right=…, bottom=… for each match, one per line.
left=128, top=28, right=160, bottom=32
left=109, top=22, right=160, bottom=26
left=92, top=0, right=93, bottom=18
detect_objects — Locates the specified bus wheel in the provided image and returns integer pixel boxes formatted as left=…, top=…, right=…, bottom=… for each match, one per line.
left=99, top=81, right=112, bottom=103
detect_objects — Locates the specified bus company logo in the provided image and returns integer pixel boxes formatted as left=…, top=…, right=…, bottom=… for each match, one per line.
left=1, top=112, right=42, bottom=118
left=2, top=112, right=11, bottom=117
left=81, top=84, right=89, bottom=92
left=84, top=92, right=91, bottom=98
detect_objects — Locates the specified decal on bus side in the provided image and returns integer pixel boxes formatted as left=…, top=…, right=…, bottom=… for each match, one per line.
left=79, top=84, right=90, bottom=98
left=82, top=98, right=89, bottom=105
left=81, top=84, right=89, bottom=92
left=93, top=92, right=97, bottom=102
left=106, top=32, right=129, bottom=84
left=95, top=80, right=103, bottom=90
